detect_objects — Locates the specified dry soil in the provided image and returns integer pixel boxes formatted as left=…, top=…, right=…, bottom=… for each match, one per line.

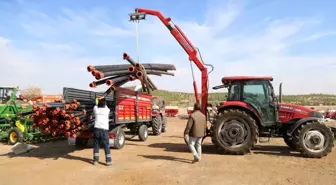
left=0, top=117, right=336, bottom=185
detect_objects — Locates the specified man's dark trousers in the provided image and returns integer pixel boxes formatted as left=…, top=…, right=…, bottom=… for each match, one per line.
left=93, top=128, right=111, bottom=163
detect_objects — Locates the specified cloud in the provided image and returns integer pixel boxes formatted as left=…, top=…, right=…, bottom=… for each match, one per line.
left=1, top=0, right=336, bottom=96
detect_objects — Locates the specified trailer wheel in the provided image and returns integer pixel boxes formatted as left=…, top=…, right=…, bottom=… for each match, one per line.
left=151, top=116, right=162, bottom=135
left=75, top=138, right=88, bottom=148
left=114, top=128, right=125, bottom=149
left=162, top=116, right=167, bottom=133
left=8, top=128, right=24, bottom=145
left=294, top=121, right=334, bottom=158
left=138, top=125, right=148, bottom=141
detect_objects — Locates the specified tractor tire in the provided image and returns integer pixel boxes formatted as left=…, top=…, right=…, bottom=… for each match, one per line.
left=114, top=128, right=125, bottom=149
left=283, top=134, right=298, bottom=150
left=151, top=116, right=162, bottom=136
left=8, top=128, right=24, bottom=145
left=138, top=125, right=149, bottom=141
left=162, top=116, right=167, bottom=133
left=75, top=138, right=89, bottom=148
left=211, top=109, right=259, bottom=155
left=294, top=121, right=334, bottom=158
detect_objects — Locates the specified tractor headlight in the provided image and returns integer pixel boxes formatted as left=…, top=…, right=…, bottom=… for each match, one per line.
left=309, top=111, right=323, bottom=118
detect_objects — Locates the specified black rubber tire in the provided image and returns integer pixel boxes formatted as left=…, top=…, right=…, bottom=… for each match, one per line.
left=294, top=121, right=334, bottom=158
left=162, top=116, right=167, bottom=133
left=211, top=109, right=259, bottom=155
left=138, top=125, right=149, bottom=141
left=114, top=128, right=125, bottom=149
left=8, top=128, right=24, bottom=145
left=283, top=134, right=298, bottom=150
left=75, top=138, right=89, bottom=148
left=151, top=116, right=162, bottom=136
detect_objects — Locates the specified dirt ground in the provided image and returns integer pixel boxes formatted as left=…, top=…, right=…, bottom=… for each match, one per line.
left=0, top=117, right=336, bottom=185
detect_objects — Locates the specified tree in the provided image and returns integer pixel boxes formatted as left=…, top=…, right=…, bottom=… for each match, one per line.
left=21, top=86, right=42, bottom=100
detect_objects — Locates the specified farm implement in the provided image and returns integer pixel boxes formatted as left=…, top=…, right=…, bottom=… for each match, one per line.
left=0, top=87, right=56, bottom=145
left=128, top=8, right=336, bottom=158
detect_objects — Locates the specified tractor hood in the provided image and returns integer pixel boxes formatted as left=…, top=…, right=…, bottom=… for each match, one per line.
left=279, top=103, right=313, bottom=114
left=278, top=103, right=323, bottom=123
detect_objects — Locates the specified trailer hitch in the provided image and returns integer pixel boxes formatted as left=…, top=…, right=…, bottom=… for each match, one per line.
left=129, top=12, right=146, bottom=21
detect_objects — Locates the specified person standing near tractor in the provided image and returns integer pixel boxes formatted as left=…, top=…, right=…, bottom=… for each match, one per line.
left=184, top=102, right=206, bottom=163
left=93, top=97, right=111, bottom=166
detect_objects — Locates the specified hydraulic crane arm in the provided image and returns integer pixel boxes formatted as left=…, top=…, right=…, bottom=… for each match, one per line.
left=129, top=8, right=209, bottom=115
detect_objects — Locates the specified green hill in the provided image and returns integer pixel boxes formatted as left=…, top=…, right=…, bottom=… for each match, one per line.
left=151, top=90, right=336, bottom=107
left=124, top=86, right=336, bottom=106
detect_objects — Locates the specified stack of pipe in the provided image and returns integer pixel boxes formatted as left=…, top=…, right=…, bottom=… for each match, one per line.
left=87, top=52, right=176, bottom=95
left=21, top=87, right=116, bottom=139
left=24, top=101, right=92, bottom=139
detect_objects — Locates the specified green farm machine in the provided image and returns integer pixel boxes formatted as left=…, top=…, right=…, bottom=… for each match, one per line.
left=0, top=87, right=48, bottom=145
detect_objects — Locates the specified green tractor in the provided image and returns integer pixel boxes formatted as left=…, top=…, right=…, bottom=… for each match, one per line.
left=0, top=87, right=44, bottom=145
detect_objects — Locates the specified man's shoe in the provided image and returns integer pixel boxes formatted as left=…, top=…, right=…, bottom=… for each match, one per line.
left=192, top=158, right=200, bottom=164
left=106, top=162, right=112, bottom=166
left=93, top=161, right=98, bottom=166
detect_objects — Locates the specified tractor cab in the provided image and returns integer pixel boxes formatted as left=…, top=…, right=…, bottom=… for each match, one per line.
left=214, top=76, right=280, bottom=126
left=0, top=87, right=17, bottom=104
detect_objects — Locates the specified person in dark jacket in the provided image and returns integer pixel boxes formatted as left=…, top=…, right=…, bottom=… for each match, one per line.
left=93, top=97, right=111, bottom=166
left=184, top=102, right=206, bottom=163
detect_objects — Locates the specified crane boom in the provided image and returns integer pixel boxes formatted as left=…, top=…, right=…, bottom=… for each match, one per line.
left=129, top=8, right=209, bottom=115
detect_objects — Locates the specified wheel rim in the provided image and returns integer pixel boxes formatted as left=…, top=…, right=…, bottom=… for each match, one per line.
left=218, top=118, right=250, bottom=148
left=10, top=132, right=17, bottom=143
left=303, top=130, right=326, bottom=153
left=118, top=133, right=125, bottom=145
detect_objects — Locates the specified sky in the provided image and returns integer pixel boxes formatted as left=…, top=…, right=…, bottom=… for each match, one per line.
left=1, top=0, right=336, bottom=95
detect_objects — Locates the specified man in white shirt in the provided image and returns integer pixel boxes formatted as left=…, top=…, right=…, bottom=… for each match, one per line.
left=93, top=97, right=111, bottom=166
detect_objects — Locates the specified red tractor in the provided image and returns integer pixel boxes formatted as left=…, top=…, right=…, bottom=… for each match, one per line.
left=129, top=9, right=335, bottom=158
left=151, top=96, right=167, bottom=135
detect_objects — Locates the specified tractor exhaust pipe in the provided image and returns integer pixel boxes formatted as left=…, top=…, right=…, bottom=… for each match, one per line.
left=279, top=82, right=283, bottom=103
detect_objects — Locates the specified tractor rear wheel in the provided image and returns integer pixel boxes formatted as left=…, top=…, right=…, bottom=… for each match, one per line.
left=151, top=116, right=162, bottom=135
left=8, top=128, right=24, bottom=145
left=294, top=121, right=334, bottom=158
left=211, top=109, right=259, bottom=155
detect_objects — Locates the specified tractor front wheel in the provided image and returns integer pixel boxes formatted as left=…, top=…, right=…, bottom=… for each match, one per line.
left=8, top=128, right=24, bottom=145
left=294, top=121, right=334, bottom=158
left=211, top=109, right=259, bottom=155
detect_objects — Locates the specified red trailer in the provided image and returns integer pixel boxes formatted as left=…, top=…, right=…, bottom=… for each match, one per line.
left=165, top=106, right=179, bottom=117
left=67, top=87, right=164, bottom=149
